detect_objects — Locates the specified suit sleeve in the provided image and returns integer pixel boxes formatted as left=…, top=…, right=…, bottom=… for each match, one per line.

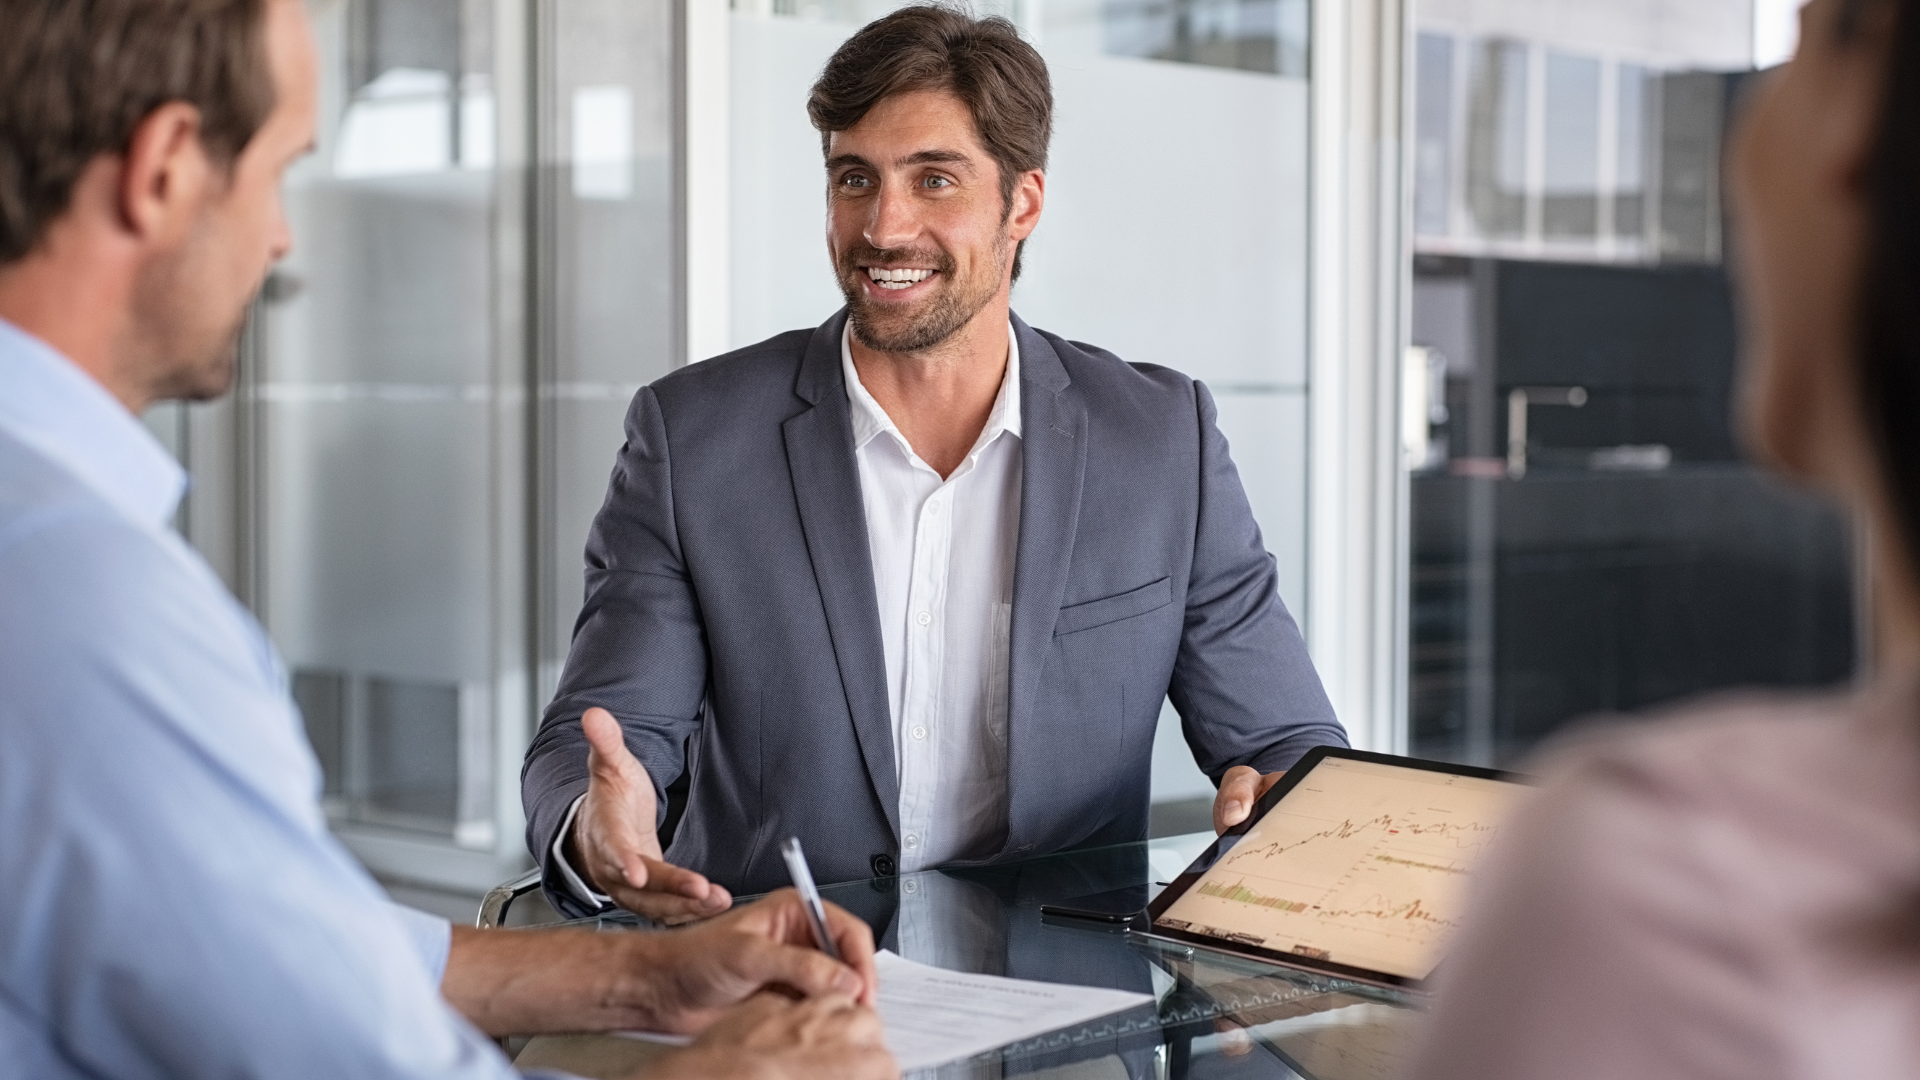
left=520, top=385, right=710, bottom=916
left=1167, top=379, right=1347, bottom=781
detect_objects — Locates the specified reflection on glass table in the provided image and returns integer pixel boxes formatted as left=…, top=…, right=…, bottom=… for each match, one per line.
left=508, top=834, right=1423, bottom=1080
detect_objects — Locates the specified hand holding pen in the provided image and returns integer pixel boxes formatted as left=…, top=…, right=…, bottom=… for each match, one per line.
left=781, top=836, right=844, bottom=962
left=630, top=878, right=881, bottom=1035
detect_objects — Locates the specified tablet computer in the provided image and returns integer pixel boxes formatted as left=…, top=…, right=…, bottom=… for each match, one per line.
left=1140, top=746, right=1528, bottom=992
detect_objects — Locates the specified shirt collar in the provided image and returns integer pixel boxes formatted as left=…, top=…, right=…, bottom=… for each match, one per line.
left=840, top=319, right=1024, bottom=457
left=0, top=317, right=187, bottom=529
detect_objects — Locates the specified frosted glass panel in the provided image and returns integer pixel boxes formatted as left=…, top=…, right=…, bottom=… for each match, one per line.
left=543, top=0, right=676, bottom=682
left=261, top=0, right=501, bottom=844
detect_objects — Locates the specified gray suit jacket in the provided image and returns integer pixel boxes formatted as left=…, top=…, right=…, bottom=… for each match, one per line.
left=523, top=311, right=1344, bottom=914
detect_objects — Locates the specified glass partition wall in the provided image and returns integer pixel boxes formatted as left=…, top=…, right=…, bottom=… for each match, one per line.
left=1404, top=0, right=1857, bottom=766
left=265, top=0, right=518, bottom=882
left=537, top=0, right=678, bottom=700
left=145, top=0, right=675, bottom=892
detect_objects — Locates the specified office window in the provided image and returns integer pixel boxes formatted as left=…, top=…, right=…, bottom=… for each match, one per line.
left=1406, top=1, right=1854, bottom=766
left=1094, top=0, right=1308, bottom=76
left=1541, top=51, right=1599, bottom=240
left=1414, top=33, right=1455, bottom=239
left=1615, top=62, right=1651, bottom=247
left=1465, top=39, right=1528, bottom=241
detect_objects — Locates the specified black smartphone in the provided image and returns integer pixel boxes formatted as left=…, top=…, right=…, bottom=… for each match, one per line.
left=1039, top=884, right=1154, bottom=924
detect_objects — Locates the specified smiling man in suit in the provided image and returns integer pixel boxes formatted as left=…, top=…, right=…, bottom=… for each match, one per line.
left=522, top=4, right=1346, bottom=921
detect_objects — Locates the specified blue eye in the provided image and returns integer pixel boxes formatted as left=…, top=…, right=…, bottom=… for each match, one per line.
left=924, top=176, right=951, bottom=188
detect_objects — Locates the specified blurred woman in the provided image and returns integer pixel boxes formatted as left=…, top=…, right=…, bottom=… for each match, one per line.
left=1411, top=0, right=1920, bottom=1075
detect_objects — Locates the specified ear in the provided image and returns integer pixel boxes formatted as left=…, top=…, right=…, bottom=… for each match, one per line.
left=117, top=102, right=216, bottom=245
left=1006, top=168, right=1045, bottom=242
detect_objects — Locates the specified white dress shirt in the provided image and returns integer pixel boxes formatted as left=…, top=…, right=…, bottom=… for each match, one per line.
left=552, top=324, right=1023, bottom=902
left=843, top=321, right=1023, bottom=873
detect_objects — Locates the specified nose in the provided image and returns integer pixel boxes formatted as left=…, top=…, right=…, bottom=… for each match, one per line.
left=266, top=199, right=295, bottom=263
left=864, top=181, right=921, bottom=252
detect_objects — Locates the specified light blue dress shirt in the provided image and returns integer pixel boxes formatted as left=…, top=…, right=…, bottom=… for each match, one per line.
left=0, top=318, right=529, bottom=1077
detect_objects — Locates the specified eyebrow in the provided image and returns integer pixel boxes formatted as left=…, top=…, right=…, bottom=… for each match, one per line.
left=825, top=148, right=978, bottom=172
left=901, top=149, right=973, bottom=168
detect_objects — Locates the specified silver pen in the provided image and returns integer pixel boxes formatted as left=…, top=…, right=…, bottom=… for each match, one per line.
left=780, top=836, right=842, bottom=962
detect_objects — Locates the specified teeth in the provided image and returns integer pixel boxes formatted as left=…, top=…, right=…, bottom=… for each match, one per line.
left=866, top=267, right=935, bottom=289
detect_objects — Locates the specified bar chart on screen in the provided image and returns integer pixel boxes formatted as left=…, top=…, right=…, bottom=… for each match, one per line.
left=1156, top=758, right=1524, bottom=978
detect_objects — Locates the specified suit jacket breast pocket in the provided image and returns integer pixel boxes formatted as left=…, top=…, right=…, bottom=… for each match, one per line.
left=1053, top=576, right=1173, bottom=637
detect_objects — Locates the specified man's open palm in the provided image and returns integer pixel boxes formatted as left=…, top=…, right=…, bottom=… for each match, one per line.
left=573, top=707, right=732, bottom=923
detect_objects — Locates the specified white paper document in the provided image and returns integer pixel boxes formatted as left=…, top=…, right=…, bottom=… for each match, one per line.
left=617, top=950, right=1154, bottom=1071
left=871, top=949, right=1154, bottom=1070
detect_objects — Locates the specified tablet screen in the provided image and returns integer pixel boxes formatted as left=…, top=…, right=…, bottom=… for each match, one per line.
left=1152, top=755, right=1525, bottom=982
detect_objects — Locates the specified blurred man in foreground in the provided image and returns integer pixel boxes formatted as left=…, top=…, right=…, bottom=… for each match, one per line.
left=0, top=1, right=894, bottom=1077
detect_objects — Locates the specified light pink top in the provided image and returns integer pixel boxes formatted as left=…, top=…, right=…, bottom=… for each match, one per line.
left=1410, top=685, right=1920, bottom=1080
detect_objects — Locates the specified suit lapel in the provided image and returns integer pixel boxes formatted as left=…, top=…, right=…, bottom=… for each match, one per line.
left=1003, top=316, right=1087, bottom=855
left=782, top=310, right=900, bottom=837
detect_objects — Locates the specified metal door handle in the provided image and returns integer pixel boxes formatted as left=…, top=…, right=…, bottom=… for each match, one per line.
left=1506, top=386, right=1587, bottom=478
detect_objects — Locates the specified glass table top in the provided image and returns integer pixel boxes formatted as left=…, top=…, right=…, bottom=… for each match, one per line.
left=555, top=833, right=1423, bottom=1080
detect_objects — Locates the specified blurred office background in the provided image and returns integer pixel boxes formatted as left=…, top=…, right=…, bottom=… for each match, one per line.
left=140, top=0, right=1840, bottom=908
left=1402, top=0, right=1852, bottom=765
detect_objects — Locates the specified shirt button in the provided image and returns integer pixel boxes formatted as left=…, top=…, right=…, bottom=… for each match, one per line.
left=904, top=833, right=920, bottom=849
left=911, top=724, right=928, bottom=741
left=926, top=500, right=941, bottom=515
left=903, top=879, right=919, bottom=895
left=916, top=611, right=931, bottom=627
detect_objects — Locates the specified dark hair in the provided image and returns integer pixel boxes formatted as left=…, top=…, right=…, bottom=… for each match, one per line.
left=1855, top=0, right=1920, bottom=573
left=0, top=0, right=277, bottom=265
left=808, top=4, right=1052, bottom=280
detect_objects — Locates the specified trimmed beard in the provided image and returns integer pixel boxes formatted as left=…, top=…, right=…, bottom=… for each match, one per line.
left=837, top=239, right=1007, bottom=353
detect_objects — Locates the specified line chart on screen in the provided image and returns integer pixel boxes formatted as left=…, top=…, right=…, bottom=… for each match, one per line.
left=1155, top=758, right=1525, bottom=979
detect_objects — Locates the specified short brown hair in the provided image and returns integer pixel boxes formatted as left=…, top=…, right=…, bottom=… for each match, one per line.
left=808, top=4, right=1052, bottom=279
left=0, top=0, right=277, bottom=265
